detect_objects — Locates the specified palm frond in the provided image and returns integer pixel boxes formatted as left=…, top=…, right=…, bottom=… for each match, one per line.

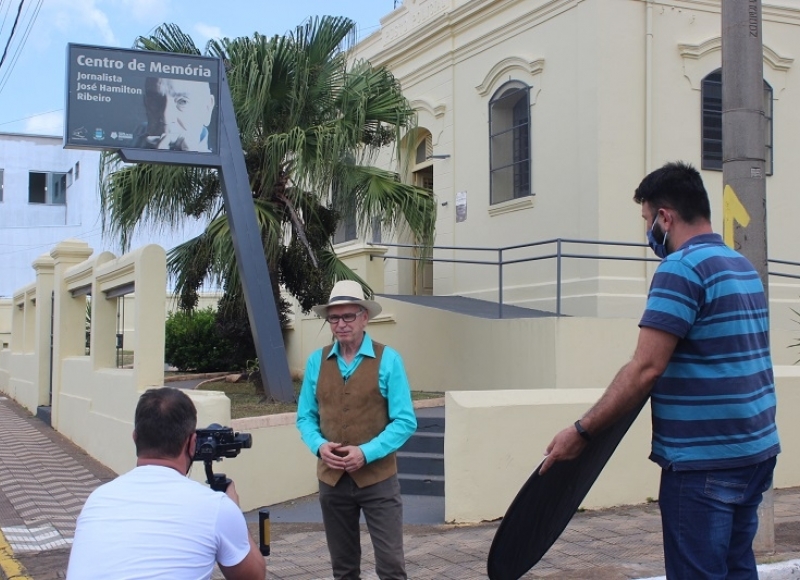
left=344, top=164, right=436, bottom=248
left=99, top=153, right=221, bottom=250
left=134, top=23, right=201, bottom=54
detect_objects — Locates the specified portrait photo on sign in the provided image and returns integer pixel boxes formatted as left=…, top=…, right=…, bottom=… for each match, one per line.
left=132, top=77, right=217, bottom=153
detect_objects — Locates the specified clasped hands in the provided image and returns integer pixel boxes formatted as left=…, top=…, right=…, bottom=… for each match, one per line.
left=319, top=442, right=365, bottom=473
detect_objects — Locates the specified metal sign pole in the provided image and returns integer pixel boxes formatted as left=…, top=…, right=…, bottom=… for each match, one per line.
left=117, top=59, right=294, bottom=402
left=721, top=0, right=774, bottom=553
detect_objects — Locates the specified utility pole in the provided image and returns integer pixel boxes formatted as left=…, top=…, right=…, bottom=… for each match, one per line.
left=721, top=0, right=774, bottom=553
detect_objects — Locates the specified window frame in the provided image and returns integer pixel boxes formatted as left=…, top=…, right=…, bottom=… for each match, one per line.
left=28, top=171, right=68, bottom=205
left=701, top=69, right=773, bottom=175
left=489, top=81, right=532, bottom=205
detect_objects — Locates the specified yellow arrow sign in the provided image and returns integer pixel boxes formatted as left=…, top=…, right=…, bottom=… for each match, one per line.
left=723, top=184, right=751, bottom=249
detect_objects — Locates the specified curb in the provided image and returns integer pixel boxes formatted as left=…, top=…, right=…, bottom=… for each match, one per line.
left=164, top=371, right=231, bottom=383
left=0, top=529, right=32, bottom=580
left=412, top=396, right=445, bottom=409
left=636, top=558, right=800, bottom=580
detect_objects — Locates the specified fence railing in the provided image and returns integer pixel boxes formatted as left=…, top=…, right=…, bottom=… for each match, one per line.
left=369, top=239, right=800, bottom=318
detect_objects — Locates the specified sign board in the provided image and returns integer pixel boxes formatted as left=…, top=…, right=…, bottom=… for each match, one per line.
left=65, top=44, right=220, bottom=154
left=455, top=190, right=467, bottom=223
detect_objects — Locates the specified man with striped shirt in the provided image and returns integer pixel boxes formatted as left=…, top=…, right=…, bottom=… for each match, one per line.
left=542, top=161, right=779, bottom=579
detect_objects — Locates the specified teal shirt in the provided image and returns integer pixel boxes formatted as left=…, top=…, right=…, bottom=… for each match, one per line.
left=296, top=334, right=417, bottom=464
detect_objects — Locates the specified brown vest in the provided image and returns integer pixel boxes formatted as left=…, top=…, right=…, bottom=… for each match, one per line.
left=316, top=341, right=397, bottom=488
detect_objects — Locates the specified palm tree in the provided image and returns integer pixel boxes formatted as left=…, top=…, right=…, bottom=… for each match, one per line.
left=99, top=18, right=436, bottom=391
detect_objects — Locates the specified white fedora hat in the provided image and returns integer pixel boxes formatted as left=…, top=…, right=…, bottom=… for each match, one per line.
left=311, top=280, right=382, bottom=319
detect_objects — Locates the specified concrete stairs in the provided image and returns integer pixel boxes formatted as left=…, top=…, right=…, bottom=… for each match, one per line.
left=398, top=406, right=444, bottom=496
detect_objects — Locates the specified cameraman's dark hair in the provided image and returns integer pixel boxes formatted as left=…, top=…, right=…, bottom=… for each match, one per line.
left=134, top=387, right=197, bottom=458
left=633, top=161, right=711, bottom=223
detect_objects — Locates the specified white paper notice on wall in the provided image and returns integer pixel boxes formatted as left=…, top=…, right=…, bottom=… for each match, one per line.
left=455, top=191, right=467, bottom=223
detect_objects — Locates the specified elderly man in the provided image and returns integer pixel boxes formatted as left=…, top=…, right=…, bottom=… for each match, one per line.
left=296, top=280, right=417, bottom=580
left=134, top=77, right=216, bottom=152
left=67, top=387, right=265, bottom=580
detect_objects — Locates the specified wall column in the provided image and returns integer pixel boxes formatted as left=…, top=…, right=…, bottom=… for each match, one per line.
left=50, top=240, right=93, bottom=428
left=32, top=254, right=55, bottom=407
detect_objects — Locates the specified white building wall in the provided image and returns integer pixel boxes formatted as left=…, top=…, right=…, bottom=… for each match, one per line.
left=0, top=132, right=207, bottom=298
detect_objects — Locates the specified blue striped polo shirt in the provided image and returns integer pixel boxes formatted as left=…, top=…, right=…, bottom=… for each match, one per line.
left=639, top=233, right=780, bottom=470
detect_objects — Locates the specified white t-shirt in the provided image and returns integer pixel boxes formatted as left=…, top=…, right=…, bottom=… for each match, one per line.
left=67, top=465, right=251, bottom=580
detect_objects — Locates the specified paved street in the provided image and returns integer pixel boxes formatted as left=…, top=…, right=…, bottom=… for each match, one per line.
left=2, top=394, right=800, bottom=579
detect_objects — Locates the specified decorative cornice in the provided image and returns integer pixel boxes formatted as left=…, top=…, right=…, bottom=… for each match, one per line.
left=32, top=254, right=55, bottom=272
left=678, top=36, right=794, bottom=72
left=488, top=195, right=535, bottom=217
left=49, top=239, right=93, bottom=263
left=65, top=251, right=115, bottom=289
left=335, top=242, right=389, bottom=260
left=410, top=98, right=447, bottom=119
left=476, top=57, right=545, bottom=97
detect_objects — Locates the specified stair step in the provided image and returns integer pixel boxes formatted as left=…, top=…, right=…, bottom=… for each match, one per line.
left=401, top=431, right=444, bottom=454
left=398, top=473, right=445, bottom=497
left=398, top=451, right=444, bottom=460
left=416, top=416, right=445, bottom=433
left=397, top=451, right=444, bottom=476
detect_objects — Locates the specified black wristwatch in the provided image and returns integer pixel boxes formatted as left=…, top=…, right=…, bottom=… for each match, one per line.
left=574, top=419, right=592, bottom=442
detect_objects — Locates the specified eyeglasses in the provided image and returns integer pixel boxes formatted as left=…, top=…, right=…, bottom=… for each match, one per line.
left=326, top=311, right=363, bottom=324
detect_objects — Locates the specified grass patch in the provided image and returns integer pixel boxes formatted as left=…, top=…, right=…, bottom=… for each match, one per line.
left=198, top=380, right=443, bottom=419
left=198, top=380, right=301, bottom=419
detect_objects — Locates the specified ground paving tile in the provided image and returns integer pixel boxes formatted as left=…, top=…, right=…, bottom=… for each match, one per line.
left=3, top=395, right=800, bottom=580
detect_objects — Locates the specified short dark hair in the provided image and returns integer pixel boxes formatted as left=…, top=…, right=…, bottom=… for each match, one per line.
left=134, top=388, right=197, bottom=458
left=633, top=161, right=711, bottom=223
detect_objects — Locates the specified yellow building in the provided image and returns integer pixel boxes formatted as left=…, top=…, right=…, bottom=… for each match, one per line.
left=339, top=0, right=800, bottom=327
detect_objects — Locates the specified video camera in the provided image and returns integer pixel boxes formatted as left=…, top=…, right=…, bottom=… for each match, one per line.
left=193, top=423, right=252, bottom=492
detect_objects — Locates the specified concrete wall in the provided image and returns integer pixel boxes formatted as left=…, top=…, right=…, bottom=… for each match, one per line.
left=444, top=371, right=800, bottom=523
left=286, top=294, right=800, bottom=391
left=0, top=299, right=10, bottom=348
left=221, top=414, right=318, bottom=512
left=0, top=240, right=319, bottom=511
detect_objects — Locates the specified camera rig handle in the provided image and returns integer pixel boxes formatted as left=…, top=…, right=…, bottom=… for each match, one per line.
left=204, top=460, right=231, bottom=493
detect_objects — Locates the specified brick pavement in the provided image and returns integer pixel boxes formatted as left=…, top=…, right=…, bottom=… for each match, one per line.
left=2, top=394, right=800, bottom=580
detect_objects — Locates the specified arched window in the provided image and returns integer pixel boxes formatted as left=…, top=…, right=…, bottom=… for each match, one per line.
left=490, top=81, right=531, bottom=204
left=701, top=69, right=773, bottom=175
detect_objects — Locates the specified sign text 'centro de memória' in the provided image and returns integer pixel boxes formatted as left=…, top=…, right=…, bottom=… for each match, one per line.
left=65, top=44, right=220, bottom=154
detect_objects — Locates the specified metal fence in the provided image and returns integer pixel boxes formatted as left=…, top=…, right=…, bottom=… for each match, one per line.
left=369, top=239, right=800, bottom=318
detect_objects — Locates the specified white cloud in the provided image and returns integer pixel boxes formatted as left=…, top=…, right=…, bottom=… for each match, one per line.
left=118, top=0, right=170, bottom=24
left=194, top=23, right=224, bottom=43
left=24, top=111, right=64, bottom=136
left=49, top=0, right=117, bottom=45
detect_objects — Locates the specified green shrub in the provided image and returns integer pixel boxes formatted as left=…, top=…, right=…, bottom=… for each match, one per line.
left=164, top=307, right=237, bottom=372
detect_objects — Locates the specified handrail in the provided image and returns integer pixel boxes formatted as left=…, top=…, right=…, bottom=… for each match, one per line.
left=368, top=240, right=800, bottom=318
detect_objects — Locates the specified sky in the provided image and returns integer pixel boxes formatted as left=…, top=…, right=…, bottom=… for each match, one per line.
left=0, top=0, right=398, bottom=136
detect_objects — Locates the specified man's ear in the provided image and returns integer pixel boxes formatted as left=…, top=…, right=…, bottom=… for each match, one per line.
left=132, top=429, right=137, bottom=443
left=188, top=432, right=197, bottom=457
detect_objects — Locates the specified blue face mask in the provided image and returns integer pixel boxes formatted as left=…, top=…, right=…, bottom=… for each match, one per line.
left=647, top=214, right=669, bottom=259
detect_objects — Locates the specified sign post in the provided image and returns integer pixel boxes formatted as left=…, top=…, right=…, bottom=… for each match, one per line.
left=65, top=44, right=295, bottom=402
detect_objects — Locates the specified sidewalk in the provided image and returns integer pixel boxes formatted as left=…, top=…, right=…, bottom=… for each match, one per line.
left=2, top=394, right=800, bottom=580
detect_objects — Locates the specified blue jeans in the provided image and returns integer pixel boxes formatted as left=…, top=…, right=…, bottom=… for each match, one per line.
left=659, top=456, right=776, bottom=580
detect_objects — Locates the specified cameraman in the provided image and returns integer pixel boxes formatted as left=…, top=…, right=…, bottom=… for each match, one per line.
left=67, top=387, right=265, bottom=580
